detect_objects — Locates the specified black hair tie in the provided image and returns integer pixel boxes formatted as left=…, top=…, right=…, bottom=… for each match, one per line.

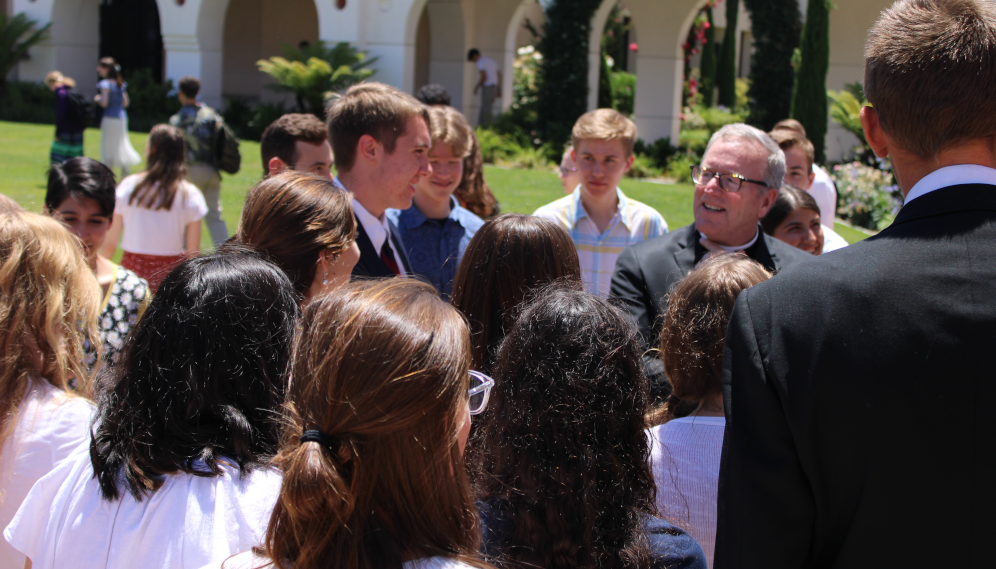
left=300, top=429, right=338, bottom=450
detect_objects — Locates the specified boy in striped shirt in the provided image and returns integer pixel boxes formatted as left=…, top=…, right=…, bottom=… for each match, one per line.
left=533, top=109, right=667, bottom=297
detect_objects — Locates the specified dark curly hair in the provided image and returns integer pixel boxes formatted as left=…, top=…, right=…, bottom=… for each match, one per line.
left=468, top=283, right=656, bottom=569
left=90, top=246, right=299, bottom=501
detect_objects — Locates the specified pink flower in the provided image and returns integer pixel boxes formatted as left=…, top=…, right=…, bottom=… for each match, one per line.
left=629, top=42, right=639, bottom=51
left=690, top=78, right=698, bottom=88
left=703, top=21, right=711, bottom=30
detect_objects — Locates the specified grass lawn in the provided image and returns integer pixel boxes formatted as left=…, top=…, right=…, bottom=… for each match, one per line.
left=0, top=120, right=871, bottom=255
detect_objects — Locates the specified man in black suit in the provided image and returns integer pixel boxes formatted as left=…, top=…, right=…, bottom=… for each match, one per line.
left=715, top=1, right=996, bottom=567
left=326, top=82, right=430, bottom=278
left=610, top=123, right=811, bottom=364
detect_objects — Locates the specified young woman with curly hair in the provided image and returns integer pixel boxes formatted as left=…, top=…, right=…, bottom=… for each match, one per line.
left=647, top=254, right=770, bottom=567
left=210, top=279, right=494, bottom=569
left=5, top=247, right=299, bottom=569
left=0, top=211, right=101, bottom=569
left=469, top=283, right=707, bottom=569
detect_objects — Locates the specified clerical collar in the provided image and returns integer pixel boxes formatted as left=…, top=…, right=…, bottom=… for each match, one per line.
left=699, top=227, right=760, bottom=253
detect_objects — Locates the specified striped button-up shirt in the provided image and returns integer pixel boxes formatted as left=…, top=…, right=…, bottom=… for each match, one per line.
left=533, top=188, right=667, bottom=298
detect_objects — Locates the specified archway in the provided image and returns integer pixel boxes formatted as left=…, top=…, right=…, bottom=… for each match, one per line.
left=100, top=0, right=164, bottom=84
left=502, top=0, right=544, bottom=112
left=589, top=1, right=638, bottom=114
left=221, top=0, right=319, bottom=103
left=411, top=0, right=467, bottom=109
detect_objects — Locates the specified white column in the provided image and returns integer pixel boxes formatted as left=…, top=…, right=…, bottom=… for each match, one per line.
left=426, top=0, right=465, bottom=109
left=587, top=0, right=616, bottom=111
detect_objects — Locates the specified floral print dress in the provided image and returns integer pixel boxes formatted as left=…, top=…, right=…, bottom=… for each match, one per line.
left=83, top=265, right=151, bottom=368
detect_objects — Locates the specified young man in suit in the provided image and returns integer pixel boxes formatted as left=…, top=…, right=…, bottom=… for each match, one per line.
left=610, top=123, right=811, bottom=358
left=326, top=82, right=431, bottom=278
left=715, top=1, right=996, bottom=567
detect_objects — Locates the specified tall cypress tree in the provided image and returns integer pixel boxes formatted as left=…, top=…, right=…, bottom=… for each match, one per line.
left=791, top=0, right=831, bottom=163
left=716, top=0, right=739, bottom=108
left=536, top=0, right=603, bottom=149
left=700, top=7, right=717, bottom=107
left=743, top=0, right=802, bottom=130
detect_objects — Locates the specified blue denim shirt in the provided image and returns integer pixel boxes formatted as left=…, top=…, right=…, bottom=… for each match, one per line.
left=387, top=196, right=485, bottom=299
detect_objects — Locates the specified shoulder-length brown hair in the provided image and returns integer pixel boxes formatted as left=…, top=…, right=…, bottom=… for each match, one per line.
left=450, top=214, right=581, bottom=374
left=264, top=279, right=487, bottom=569
left=0, top=212, right=100, bottom=457
left=130, top=124, right=187, bottom=211
left=652, top=254, right=771, bottom=424
left=236, top=171, right=356, bottom=298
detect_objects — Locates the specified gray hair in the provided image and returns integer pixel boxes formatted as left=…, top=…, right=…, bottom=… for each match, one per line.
left=704, top=123, right=786, bottom=190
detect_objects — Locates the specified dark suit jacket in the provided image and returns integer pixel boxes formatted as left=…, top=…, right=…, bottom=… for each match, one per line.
left=351, top=216, right=413, bottom=279
left=610, top=223, right=813, bottom=352
left=715, top=184, right=996, bottom=569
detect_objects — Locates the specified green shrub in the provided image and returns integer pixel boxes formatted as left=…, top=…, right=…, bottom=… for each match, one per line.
left=223, top=98, right=288, bottom=142
left=666, top=153, right=698, bottom=184
left=698, top=105, right=747, bottom=132
left=831, top=161, right=901, bottom=230
left=509, top=46, right=541, bottom=127
left=626, top=154, right=663, bottom=179
left=258, top=41, right=376, bottom=115
left=634, top=137, right=678, bottom=170
left=497, top=144, right=554, bottom=171
left=0, top=80, right=54, bottom=124
left=610, top=71, right=636, bottom=116
left=679, top=129, right=710, bottom=155
left=126, top=69, right=180, bottom=132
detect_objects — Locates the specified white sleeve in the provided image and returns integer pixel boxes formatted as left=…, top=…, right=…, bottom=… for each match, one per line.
left=186, top=182, right=209, bottom=224
left=821, top=225, right=849, bottom=253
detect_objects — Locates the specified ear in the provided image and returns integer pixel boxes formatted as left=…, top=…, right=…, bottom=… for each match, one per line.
left=807, top=170, right=816, bottom=186
left=860, top=106, right=890, bottom=159
left=757, top=186, right=779, bottom=218
left=622, top=154, right=636, bottom=173
left=268, top=156, right=289, bottom=175
left=356, top=134, right=381, bottom=166
left=570, top=148, right=577, bottom=164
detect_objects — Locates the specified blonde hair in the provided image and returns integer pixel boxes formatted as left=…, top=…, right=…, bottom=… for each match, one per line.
left=45, top=71, right=64, bottom=88
left=427, top=105, right=473, bottom=159
left=0, top=212, right=100, bottom=456
left=571, top=108, right=638, bottom=157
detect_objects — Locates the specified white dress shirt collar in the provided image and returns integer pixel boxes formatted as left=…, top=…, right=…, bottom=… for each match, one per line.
left=337, top=177, right=406, bottom=277
left=904, top=164, right=996, bottom=205
left=699, top=227, right=759, bottom=253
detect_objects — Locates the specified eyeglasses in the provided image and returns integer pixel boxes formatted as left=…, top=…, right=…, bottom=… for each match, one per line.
left=691, top=165, right=769, bottom=193
left=469, top=370, right=494, bottom=416
left=559, top=166, right=578, bottom=177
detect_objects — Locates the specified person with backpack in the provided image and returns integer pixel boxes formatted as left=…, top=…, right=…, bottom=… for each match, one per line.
left=168, top=76, right=241, bottom=246
left=45, top=71, right=87, bottom=164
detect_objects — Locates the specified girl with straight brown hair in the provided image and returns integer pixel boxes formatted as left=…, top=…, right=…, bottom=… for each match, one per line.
left=102, top=124, right=207, bottom=293
left=236, top=171, right=359, bottom=301
left=0, top=211, right=100, bottom=569
left=213, top=279, right=494, bottom=569
left=450, top=214, right=582, bottom=373
left=647, top=254, right=770, bottom=567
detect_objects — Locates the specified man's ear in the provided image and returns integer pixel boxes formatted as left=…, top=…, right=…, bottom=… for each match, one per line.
left=757, top=186, right=779, bottom=218
left=860, top=106, right=890, bottom=159
left=356, top=134, right=381, bottom=166
left=268, top=156, right=289, bottom=175
left=622, top=154, right=636, bottom=173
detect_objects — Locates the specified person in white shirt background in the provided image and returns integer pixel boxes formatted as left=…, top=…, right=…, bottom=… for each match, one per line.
left=5, top=247, right=299, bottom=569
left=646, top=254, right=771, bottom=568
left=207, top=279, right=491, bottom=569
left=467, top=48, right=502, bottom=126
left=0, top=211, right=100, bottom=569
left=326, top=82, right=431, bottom=279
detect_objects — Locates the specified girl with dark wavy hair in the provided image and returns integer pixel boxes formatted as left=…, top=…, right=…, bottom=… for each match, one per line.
left=211, top=279, right=494, bottom=569
left=6, top=246, right=300, bottom=569
left=469, top=284, right=707, bottom=569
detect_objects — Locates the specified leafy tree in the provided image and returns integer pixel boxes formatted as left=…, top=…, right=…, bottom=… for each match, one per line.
left=0, top=13, right=51, bottom=90
left=257, top=41, right=377, bottom=115
left=743, top=0, right=802, bottom=130
left=716, top=0, right=740, bottom=107
left=791, top=0, right=831, bottom=163
left=535, top=0, right=603, bottom=151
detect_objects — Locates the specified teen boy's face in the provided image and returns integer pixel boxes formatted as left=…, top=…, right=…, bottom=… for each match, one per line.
left=783, top=146, right=815, bottom=190
left=573, top=139, right=634, bottom=200
left=51, top=197, right=111, bottom=265
left=415, top=142, right=464, bottom=206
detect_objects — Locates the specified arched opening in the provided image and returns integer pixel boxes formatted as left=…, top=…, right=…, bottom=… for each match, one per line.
left=411, top=0, right=466, bottom=109
left=100, top=0, right=164, bottom=84
left=502, top=0, right=544, bottom=113
left=221, top=0, right=319, bottom=103
left=594, top=2, right=638, bottom=115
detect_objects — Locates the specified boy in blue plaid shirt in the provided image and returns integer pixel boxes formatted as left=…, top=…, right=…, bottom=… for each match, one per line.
left=533, top=109, right=667, bottom=297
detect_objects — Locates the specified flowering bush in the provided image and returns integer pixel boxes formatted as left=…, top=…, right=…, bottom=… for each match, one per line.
left=831, top=161, right=902, bottom=230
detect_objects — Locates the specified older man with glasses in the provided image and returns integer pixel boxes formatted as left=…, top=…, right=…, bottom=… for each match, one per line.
left=610, top=123, right=812, bottom=398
